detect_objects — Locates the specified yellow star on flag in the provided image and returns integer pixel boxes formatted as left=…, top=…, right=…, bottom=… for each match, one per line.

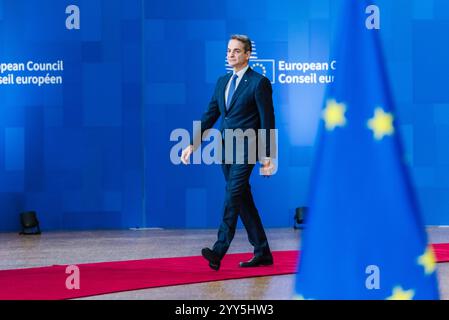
left=322, top=99, right=347, bottom=131
left=418, top=246, right=436, bottom=275
left=367, top=107, right=394, bottom=140
left=386, top=286, right=415, bottom=300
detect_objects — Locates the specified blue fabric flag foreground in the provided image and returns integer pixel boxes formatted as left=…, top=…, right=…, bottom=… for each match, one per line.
left=295, top=0, right=440, bottom=300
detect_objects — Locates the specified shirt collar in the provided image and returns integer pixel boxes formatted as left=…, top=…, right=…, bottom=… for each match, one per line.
left=233, top=65, right=249, bottom=79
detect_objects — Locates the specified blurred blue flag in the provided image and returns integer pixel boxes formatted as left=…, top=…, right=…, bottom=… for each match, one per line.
left=295, top=0, right=440, bottom=300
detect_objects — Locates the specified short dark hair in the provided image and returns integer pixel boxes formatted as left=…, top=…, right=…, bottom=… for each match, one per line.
left=230, top=34, right=252, bottom=53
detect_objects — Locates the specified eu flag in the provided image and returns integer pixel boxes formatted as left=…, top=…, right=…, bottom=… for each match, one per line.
left=295, top=1, right=440, bottom=300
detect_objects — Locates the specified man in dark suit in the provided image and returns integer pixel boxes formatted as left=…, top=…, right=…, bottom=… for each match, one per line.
left=181, top=34, right=276, bottom=271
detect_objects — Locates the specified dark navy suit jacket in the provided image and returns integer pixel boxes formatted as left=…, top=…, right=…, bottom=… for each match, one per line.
left=195, top=67, right=276, bottom=162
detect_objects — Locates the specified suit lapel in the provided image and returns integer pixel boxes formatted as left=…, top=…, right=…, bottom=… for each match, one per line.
left=227, top=68, right=251, bottom=112
left=221, top=73, right=232, bottom=114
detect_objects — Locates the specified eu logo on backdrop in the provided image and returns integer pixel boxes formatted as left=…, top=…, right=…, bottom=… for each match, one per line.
left=250, top=59, right=276, bottom=84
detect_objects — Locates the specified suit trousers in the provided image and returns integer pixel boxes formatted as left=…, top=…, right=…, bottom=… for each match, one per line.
left=212, top=163, right=271, bottom=259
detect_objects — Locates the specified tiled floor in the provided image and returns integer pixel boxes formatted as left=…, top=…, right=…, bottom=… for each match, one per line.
left=1, top=227, right=448, bottom=299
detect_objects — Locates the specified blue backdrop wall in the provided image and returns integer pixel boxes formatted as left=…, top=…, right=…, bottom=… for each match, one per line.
left=1, top=0, right=449, bottom=231
left=0, top=0, right=144, bottom=231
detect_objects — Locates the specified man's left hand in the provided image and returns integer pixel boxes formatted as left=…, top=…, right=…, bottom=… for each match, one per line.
left=260, top=157, right=275, bottom=177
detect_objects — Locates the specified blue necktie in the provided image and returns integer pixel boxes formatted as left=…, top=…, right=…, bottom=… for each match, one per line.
left=226, top=74, right=238, bottom=110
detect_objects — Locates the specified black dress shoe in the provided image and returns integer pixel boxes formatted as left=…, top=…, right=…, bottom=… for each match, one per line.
left=201, top=248, right=221, bottom=271
left=239, top=255, right=273, bottom=268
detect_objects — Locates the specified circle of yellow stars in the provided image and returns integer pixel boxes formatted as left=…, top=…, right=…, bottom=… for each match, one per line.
left=321, top=99, right=395, bottom=141
left=295, top=245, right=436, bottom=300
left=300, top=100, right=436, bottom=300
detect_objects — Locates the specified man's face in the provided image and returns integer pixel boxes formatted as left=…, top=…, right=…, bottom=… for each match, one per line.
left=227, top=39, right=251, bottom=70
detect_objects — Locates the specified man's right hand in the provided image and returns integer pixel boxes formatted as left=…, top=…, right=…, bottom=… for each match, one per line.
left=181, top=145, right=194, bottom=165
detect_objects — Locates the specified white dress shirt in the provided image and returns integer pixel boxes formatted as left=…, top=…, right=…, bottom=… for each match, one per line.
left=225, top=65, right=249, bottom=106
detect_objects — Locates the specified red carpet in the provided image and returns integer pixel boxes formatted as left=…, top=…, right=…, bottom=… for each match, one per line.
left=1, top=243, right=449, bottom=300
